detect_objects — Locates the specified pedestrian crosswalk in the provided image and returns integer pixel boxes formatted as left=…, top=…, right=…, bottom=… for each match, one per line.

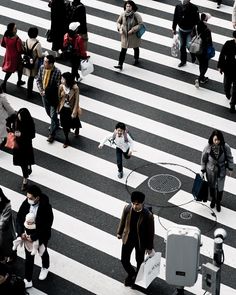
left=0, top=0, right=236, bottom=294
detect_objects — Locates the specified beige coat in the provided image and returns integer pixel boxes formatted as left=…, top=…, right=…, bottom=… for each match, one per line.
left=23, top=38, right=43, bottom=77
left=0, top=94, right=14, bottom=143
left=233, top=0, right=236, bottom=27
left=58, top=84, right=80, bottom=118
left=117, top=12, right=143, bottom=49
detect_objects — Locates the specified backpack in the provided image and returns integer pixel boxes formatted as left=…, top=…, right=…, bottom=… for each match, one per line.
left=109, top=127, right=134, bottom=145
left=9, top=274, right=29, bottom=295
left=22, top=40, right=39, bottom=70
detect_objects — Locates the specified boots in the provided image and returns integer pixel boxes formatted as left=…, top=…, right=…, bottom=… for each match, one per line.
left=216, top=191, right=223, bottom=212
left=210, top=188, right=216, bottom=208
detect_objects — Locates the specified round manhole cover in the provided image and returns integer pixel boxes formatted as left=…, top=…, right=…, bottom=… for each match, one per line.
left=148, top=174, right=181, bottom=193
left=180, top=211, right=193, bottom=220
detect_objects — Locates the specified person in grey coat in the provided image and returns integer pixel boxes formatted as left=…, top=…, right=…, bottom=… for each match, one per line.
left=201, top=130, right=234, bottom=212
left=0, top=86, right=14, bottom=147
left=114, top=0, right=143, bottom=70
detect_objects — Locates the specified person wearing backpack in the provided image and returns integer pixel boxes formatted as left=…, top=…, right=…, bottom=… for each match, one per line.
left=23, top=27, right=43, bottom=100
left=194, top=13, right=213, bottom=88
left=98, top=122, right=134, bottom=179
left=117, top=191, right=155, bottom=287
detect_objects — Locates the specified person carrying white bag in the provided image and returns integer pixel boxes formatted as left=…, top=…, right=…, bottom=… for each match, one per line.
left=117, top=191, right=155, bottom=287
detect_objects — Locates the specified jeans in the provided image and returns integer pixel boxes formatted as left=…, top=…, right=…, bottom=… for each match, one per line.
left=121, top=239, right=145, bottom=277
left=178, top=29, right=193, bottom=64
left=25, top=244, right=49, bottom=281
left=42, top=96, right=59, bottom=136
left=118, top=47, right=139, bottom=66
left=223, top=74, right=236, bottom=106
left=116, top=147, right=130, bottom=172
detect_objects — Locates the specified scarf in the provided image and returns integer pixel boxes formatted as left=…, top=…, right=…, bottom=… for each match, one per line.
left=211, top=144, right=220, bottom=160
left=125, top=11, right=134, bottom=32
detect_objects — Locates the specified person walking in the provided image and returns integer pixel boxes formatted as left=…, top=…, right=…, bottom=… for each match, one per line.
left=172, top=0, right=199, bottom=68
left=114, top=0, right=143, bottom=70
left=23, top=27, right=43, bottom=100
left=117, top=191, right=154, bottom=287
left=58, top=72, right=82, bottom=148
left=36, top=54, right=61, bottom=143
left=217, top=30, right=236, bottom=113
left=98, top=122, right=134, bottom=179
left=0, top=188, right=16, bottom=264
left=232, top=0, right=236, bottom=29
left=48, top=0, right=67, bottom=57
left=6, top=108, right=35, bottom=192
left=16, top=185, right=54, bottom=289
left=66, top=0, right=88, bottom=50
left=201, top=130, right=234, bottom=212
left=0, top=23, right=25, bottom=93
left=0, top=86, right=15, bottom=148
left=194, top=13, right=213, bottom=88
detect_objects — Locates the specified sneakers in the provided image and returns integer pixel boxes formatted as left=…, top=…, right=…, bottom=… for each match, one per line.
left=114, top=65, right=123, bottom=70
left=194, top=79, right=199, bottom=88
left=178, top=62, right=186, bottom=68
left=24, top=279, right=33, bottom=288
left=199, top=77, right=209, bottom=84
left=39, top=268, right=49, bottom=280
left=118, top=171, right=123, bottom=179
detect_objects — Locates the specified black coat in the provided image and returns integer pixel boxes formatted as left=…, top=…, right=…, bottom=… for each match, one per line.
left=195, top=21, right=212, bottom=55
left=16, top=194, right=53, bottom=244
left=218, top=40, right=236, bottom=76
left=68, top=1, right=87, bottom=34
left=172, top=3, right=199, bottom=31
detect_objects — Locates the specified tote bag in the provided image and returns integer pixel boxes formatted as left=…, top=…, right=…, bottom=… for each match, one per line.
left=192, top=173, right=208, bottom=202
left=136, top=24, right=146, bottom=38
left=189, top=34, right=203, bottom=55
left=135, top=252, right=161, bottom=288
left=5, top=132, right=18, bottom=149
left=80, top=58, right=94, bottom=77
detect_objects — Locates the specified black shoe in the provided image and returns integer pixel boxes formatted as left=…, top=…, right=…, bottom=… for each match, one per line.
left=216, top=203, right=221, bottom=212
left=191, top=55, right=196, bottom=64
left=124, top=275, right=136, bottom=287
left=74, top=128, right=80, bottom=137
left=118, top=171, right=123, bottom=179
left=210, top=199, right=216, bottom=208
left=17, top=80, right=26, bottom=87
left=178, top=62, right=186, bottom=68
left=47, top=135, right=54, bottom=143
left=114, top=65, right=123, bottom=70
left=230, top=106, right=236, bottom=113
left=199, top=77, right=209, bottom=84
left=28, top=167, right=32, bottom=176
left=21, top=182, right=28, bottom=192
left=226, top=95, right=231, bottom=100
left=134, top=59, right=139, bottom=65
left=63, top=141, right=70, bottom=148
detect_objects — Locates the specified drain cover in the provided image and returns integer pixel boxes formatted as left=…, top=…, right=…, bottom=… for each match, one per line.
left=180, top=211, right=193, bottom=220
left=148, top=174, right=181, bottom=193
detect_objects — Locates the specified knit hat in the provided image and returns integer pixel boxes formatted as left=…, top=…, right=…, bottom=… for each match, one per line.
left=131, top=191, right=145, bottom=203
left=69, top=22, right=80, bottom=31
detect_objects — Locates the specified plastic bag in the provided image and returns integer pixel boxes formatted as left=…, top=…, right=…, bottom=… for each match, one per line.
left=171, top=35, right=180, bottom=58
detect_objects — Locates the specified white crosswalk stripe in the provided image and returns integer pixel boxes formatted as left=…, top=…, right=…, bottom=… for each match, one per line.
left=0, top=0, right=236, bottom=294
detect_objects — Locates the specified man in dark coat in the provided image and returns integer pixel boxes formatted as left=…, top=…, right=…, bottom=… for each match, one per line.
left=172, top=0, right=199, bottom=67
left=117, top=191, right=154, bottom=287
left=217, top=30, right=236, bottom=113
left=16, top=185, right=54, bottom=289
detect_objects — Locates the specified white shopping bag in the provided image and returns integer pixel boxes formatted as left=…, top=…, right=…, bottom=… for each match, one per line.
left=80, top=58, right=94, bottom=77
left=135, top=252, right=161, bottom=288
left=171, top=34, right=180, bottom=58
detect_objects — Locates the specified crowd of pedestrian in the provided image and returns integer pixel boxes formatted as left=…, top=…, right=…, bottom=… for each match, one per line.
left=0, top=0, right=235, bottom=292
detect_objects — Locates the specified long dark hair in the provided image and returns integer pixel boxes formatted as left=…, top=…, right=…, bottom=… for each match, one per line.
left=124, top=1, right=138, bottom=12
left=0, top=188, right=10, bottom=214
left=16, top=108, right=35, bottom=138
left=62, top=72, right=76, bottom=89
left=4, top=22, right=16, bottom=38
left=208, top=130, right=225, bottom=145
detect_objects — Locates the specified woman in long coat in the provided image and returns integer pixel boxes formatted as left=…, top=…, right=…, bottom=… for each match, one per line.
left=0, top=86, right=15, bottom=147
left=6, top=108, right=35, bottom=191
left=114, top=0, right=143, bottom=70
left=0, top=188, right=16, bottom=263
left=201, top=130, right=234, bottom=212
left=58, top=72, right=82, bottom=148
left=1, top=22, right=25, bottom=92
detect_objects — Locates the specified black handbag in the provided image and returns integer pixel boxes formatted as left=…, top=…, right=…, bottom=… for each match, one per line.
left=192, top=173, right=208, bottom=202
left=45, top=30, right=52, bottom=43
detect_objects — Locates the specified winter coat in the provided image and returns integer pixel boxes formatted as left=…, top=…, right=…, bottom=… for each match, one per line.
left=201, top=143, right=234, bottom=191
left=67, top=1, right=88, bottom=35
left=23, top=38, right=43, bottom=77
left=63, top=33, right=87, bottom=58
left=117, top=204, right=154, bottom=250
left=1, top=35, right=23, bottom=73
left=0, top=202, right=16, bottom=257
left=217, top=39, right=236, bottom=77
left=117, top=11, right=143, bottom=49
left=6, top=113, right=35, bottom=167
left=172, top=3, right=199, bottom=31
left=195, top=21, right=212, bottom=56
left=16, top=194, right=53, bottom=245
left=58, top=83, right=80, bottom=117
left=0, top=94, right=14, bottom=143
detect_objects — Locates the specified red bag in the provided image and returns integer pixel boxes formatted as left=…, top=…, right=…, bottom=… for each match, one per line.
left=5, top=132, right=18, bottom=149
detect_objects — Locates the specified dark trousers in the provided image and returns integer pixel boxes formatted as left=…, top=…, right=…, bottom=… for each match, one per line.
left=118, top=47, right=139, bottom=66
left=25, top=244, right=49, bottom=281
left=42, top=96, right=59, bottom=136
left=121, top=239, right=145, bottom=277
left=116, top=147, right=130, bottom=172
left=71, top=54, right=81, bottom=80
left=223, top=74, right=236, bottom=106
left=21, top=164, right=29, bottom=179
left=178, top=29, right=194, bottom=64
left=27, top=76, right=34, bottom=98
left=197, top=54, right=209, bottom=81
